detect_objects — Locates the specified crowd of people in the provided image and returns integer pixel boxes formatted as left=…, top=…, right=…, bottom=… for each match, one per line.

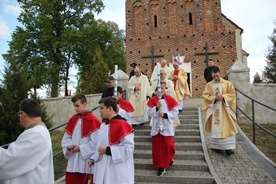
left=0, top=58, right=238, bottom=184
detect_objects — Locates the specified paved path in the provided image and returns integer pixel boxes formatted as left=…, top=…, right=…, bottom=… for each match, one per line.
left=186, top=98, right=276, bottom=184
left=55, top=98, right=276, bottom=184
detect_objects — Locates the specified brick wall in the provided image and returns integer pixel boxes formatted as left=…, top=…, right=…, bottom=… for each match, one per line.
left=125, top=0, right=238, bottom=97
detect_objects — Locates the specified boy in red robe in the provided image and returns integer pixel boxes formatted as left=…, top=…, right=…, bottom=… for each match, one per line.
left=147, top=82, right=179, bottom=176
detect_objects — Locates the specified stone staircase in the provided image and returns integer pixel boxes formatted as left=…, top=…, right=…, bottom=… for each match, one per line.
left=133, top=107, right=216, bottom=184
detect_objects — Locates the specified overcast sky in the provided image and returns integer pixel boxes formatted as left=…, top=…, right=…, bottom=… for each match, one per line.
left=0, top=0, right=275, bottom=85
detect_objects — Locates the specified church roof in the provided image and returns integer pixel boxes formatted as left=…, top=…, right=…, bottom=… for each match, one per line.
left=242, top=49, right=250, bottom=56
left=222, top=13, right=244, bottom=34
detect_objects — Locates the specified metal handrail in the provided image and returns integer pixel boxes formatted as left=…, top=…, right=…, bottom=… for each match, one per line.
left=1, top=105, right=100, bottom=156
left=235, top=88, right=276, bottom=144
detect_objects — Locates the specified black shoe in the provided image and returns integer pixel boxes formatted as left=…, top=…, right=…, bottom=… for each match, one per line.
left=226, top=150, right=234, bottom=155
left=169, top=160, right=174, bottom=166
left=178, top=110, right=182, bottom=113
left=140, top=123, right=144, bottom=126
left=211, top=148, right=221, bottom=153
left=157, top=168, right=166, bottom=176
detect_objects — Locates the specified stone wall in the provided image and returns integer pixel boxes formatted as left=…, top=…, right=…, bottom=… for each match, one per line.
left=249, top=84, right=276, bottom=124
left=42, top=94, right=102, bottom=128
left=228, top=61, right=276, bottom=124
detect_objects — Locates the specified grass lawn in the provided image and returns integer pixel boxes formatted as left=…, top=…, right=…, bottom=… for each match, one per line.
left=238, top=120, right=276, bottom=163
left=51, top=130, right=67, bottom=181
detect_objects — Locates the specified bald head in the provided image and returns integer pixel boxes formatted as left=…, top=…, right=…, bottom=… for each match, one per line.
left=134, top=67, right=141, bottom=77
left=160, top=59, right=167, bottom=67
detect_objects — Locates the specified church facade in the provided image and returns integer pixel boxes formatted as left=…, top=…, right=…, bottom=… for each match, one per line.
left=125, top=0, right=247, bottom=97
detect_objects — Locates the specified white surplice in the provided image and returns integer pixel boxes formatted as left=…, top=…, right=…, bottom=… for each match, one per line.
left=0, top=125, right=54, bottom=184
left=118, top=107, right=132, bottom=125
left=91, top=123, right=134, bottom=184
left=147, top=98, right=179, bottom=136
left=61, top=118, right=97, bottom=174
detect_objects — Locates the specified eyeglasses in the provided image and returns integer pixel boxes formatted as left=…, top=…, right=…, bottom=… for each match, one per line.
left=17, top=111, right=23, bottom=116
left=160, top=73, right=165, bottom=75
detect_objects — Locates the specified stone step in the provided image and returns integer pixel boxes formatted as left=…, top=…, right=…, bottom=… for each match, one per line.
left=181, top=107, right=198, bottom=113
left=134, top=123, right=199, bottom=129
left=134, top=150, right=204, bottom=160
left=135, top=135, right=201, bottom=142
left=178, top=114, right=199, bottom=119
left=175, top=124, right=199, bottom=129
left=177, top=119, right=199, bottom=124
left=134, top=159, right=208, bottom=171
left=179, top=110, right=198, bottom=115
left=135, top=142, right=203, bottom=151
left=135, top=129, right=200, bottom=136
left=135, top=170, right=215, bottom=184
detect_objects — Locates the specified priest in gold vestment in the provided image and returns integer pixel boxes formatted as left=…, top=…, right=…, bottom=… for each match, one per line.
left=202, top=67, right=238, bottom=155
left=168, top=61, right=191, bottom=112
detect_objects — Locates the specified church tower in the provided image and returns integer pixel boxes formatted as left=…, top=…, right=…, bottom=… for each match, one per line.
left=125, top=0, right=244, bottom=97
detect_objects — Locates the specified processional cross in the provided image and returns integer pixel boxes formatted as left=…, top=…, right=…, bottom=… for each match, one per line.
left=142, top=45, right=164, bottom=72
left=194, top=42, right=219, bottom=67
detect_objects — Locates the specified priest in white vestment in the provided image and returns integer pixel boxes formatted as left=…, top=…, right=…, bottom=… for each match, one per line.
left=128, top=67, right=151, bottom=125
left=89, top=97, right=135, bottom=184
left=150, top=59, right=172, bottom=85
left=0, top=99, right=54, bottom=184
left=202, top=66, right=238, bottom=155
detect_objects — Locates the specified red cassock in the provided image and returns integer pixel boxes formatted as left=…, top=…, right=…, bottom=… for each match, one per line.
left=147, top=94, right=177, bottom=168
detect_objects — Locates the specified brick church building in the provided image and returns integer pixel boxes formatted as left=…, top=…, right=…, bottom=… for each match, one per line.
left=125, top=0, right=249, bottom=97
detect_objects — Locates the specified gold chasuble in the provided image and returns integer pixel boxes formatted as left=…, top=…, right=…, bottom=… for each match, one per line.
left=202, top=79, right=238, bottom=139
left=168, top=68, right=191, bottom=101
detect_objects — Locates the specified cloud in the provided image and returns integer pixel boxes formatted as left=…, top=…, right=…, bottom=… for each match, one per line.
left=0, top=16, right=11, bottom=39
left=3, top=4, right=21, bottom=16
left=95, top=0, right=125, bottom=30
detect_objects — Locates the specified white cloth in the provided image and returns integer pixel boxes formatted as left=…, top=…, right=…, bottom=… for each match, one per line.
left=147, top=98, right=179, bottom=136
left=118, top=107, right=132, bottom=125
left=149, top=79, right=181, bottom=127
left=128, top=74, right=150, bottom=125
left=0, top=125, right=54, bottom=184
left=150, top=65, right=172, bottom=84
left=91, top=123, right=135, bottom=184
left=177, top=100, right=184, bottom=111
left=61, top=118, right=97, bottom=174
left=210, top=135, right=236, bottom=150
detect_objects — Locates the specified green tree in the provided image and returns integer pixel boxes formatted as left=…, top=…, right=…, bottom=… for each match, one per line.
left=4, top=0, right=104, bottom=97
left=253, top=72, right=262, bottom=83
left=76, top=47, right=109, bottom=94
left=263, top=21, right=276, bottom=83
left=99, top=20, right=126, bottom=73
left=0, top=59, right=53, bottom=145
left=74, top=20, right=126, bottom=82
